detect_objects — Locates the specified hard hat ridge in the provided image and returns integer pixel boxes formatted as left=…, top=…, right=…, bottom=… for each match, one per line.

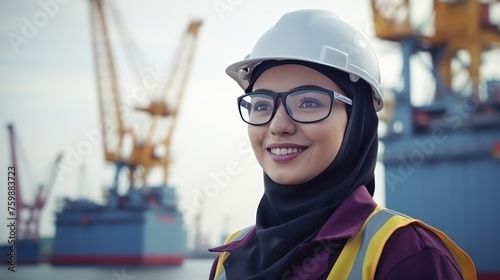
left=226, top=9, right=384, bottom=111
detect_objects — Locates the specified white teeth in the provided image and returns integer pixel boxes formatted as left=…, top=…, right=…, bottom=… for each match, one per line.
left=270, top=147, right=305, bottom=155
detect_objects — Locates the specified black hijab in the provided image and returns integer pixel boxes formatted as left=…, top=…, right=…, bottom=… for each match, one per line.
left=224, top=60, right=379, bottom=280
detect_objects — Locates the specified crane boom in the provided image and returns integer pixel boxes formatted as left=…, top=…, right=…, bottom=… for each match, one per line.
left=138, top=20, right=203, bottom=185
left=162, top=21, right=202, bottom=185
left=25, top=153, right=63, bottom=240
left=33, top=154, right=63, bottom=210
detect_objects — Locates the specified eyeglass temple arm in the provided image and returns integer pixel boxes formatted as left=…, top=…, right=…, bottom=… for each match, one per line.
left=241, top=99, right=252, bottom=110
left=334, top=92, right=352, bottom=106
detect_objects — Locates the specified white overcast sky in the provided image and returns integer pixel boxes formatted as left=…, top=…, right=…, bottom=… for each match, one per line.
left=1, top=0, right=499, bottom=247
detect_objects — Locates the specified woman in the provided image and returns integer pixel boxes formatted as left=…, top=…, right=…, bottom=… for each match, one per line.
left=209, top=9, right=475, bottom=280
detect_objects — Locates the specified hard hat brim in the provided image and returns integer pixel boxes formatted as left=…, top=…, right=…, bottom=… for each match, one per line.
left=226, top=56, right=384, bottom=112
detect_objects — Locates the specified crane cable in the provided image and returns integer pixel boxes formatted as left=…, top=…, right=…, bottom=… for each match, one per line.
left=106, top=0, right=148, bottom=91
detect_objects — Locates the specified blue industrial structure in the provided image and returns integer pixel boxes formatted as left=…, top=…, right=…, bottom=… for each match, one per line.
left=379, top=20, right=500, bottom=279
left=51, top=186, right=186, bottom=265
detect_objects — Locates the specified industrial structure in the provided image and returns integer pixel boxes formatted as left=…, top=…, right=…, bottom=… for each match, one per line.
left=0, top=124, right=62, bottom=263
left=51, top=0, right=202, bottom=265
left=371, top=0, right=500, bottom=278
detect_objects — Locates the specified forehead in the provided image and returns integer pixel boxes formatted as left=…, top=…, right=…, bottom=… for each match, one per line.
left=253, top=64, right=345, bottom=94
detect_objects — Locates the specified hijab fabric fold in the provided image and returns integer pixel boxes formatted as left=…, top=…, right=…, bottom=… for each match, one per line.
left=224, top=60, right=379, bottom=280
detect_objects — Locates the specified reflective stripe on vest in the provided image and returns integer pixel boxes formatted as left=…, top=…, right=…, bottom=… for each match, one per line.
left=214, top=206, right=476, bottom=280
left=328, top=205, right=476, bottom=280
left=213, top=226, right=255, bottom=280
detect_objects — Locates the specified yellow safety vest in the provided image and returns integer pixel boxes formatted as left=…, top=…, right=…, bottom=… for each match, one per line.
left=213, top=205, right=476, bottom=280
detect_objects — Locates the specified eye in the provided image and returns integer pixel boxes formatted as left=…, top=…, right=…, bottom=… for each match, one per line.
left=253, top=101, right=273, bottom=112
left=298, top=98, right=323, bottom=108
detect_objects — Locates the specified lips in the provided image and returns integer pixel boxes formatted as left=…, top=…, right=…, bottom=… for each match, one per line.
left=267, top=143, right=308, bottom=161
left=269, top=147, right=305, bottom=155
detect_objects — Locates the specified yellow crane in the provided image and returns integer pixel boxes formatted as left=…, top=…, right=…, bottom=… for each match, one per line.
left=89, top=0, right=202, bottom=190
left=371, top=0, right=500, bottom=99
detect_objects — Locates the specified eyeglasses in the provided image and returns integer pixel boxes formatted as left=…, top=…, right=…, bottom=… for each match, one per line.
left=237, top=85, right=352, bottom=125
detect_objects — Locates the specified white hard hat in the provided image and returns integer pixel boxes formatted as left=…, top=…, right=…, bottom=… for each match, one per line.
left=226, top=9, right=384, bottom=112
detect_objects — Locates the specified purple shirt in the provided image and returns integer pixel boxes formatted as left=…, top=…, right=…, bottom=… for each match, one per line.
left=209, top=187, right=465, bottom=279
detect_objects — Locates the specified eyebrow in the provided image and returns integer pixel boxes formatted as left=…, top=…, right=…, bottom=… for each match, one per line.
left=252, top=84, right=329, bottom=93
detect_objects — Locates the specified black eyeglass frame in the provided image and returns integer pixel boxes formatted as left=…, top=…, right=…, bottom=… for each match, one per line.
left=237, top=85, right=353, bottom=126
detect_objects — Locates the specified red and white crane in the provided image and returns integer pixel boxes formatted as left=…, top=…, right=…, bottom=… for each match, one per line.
left=7, top=123, right=62, bottom=241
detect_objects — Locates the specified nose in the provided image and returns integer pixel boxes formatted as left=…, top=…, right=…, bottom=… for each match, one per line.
left=269, top=99, right=296, bottom=136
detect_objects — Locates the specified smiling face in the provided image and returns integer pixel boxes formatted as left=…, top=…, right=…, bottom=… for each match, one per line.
left=248, top=64, right=349, bottom=185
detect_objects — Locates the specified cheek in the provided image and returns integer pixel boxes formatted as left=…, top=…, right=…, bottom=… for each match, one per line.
left=327, top=128, right=345, bottom=158
left=247, top=126, right=265, bottom=156
left=309, top=117, right=347, bottom=164
left=312, top=127, right=343, bottom=160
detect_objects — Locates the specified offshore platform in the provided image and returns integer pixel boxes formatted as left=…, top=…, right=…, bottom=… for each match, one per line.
left=371, top=0, right=500, bottom=278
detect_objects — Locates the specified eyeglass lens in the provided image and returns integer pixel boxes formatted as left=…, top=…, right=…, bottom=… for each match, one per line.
left=239, top=90, right=332, bottom=125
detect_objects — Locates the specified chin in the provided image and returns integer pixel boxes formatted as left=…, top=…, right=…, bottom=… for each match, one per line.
left=268, top=173, right=307, bottom=186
